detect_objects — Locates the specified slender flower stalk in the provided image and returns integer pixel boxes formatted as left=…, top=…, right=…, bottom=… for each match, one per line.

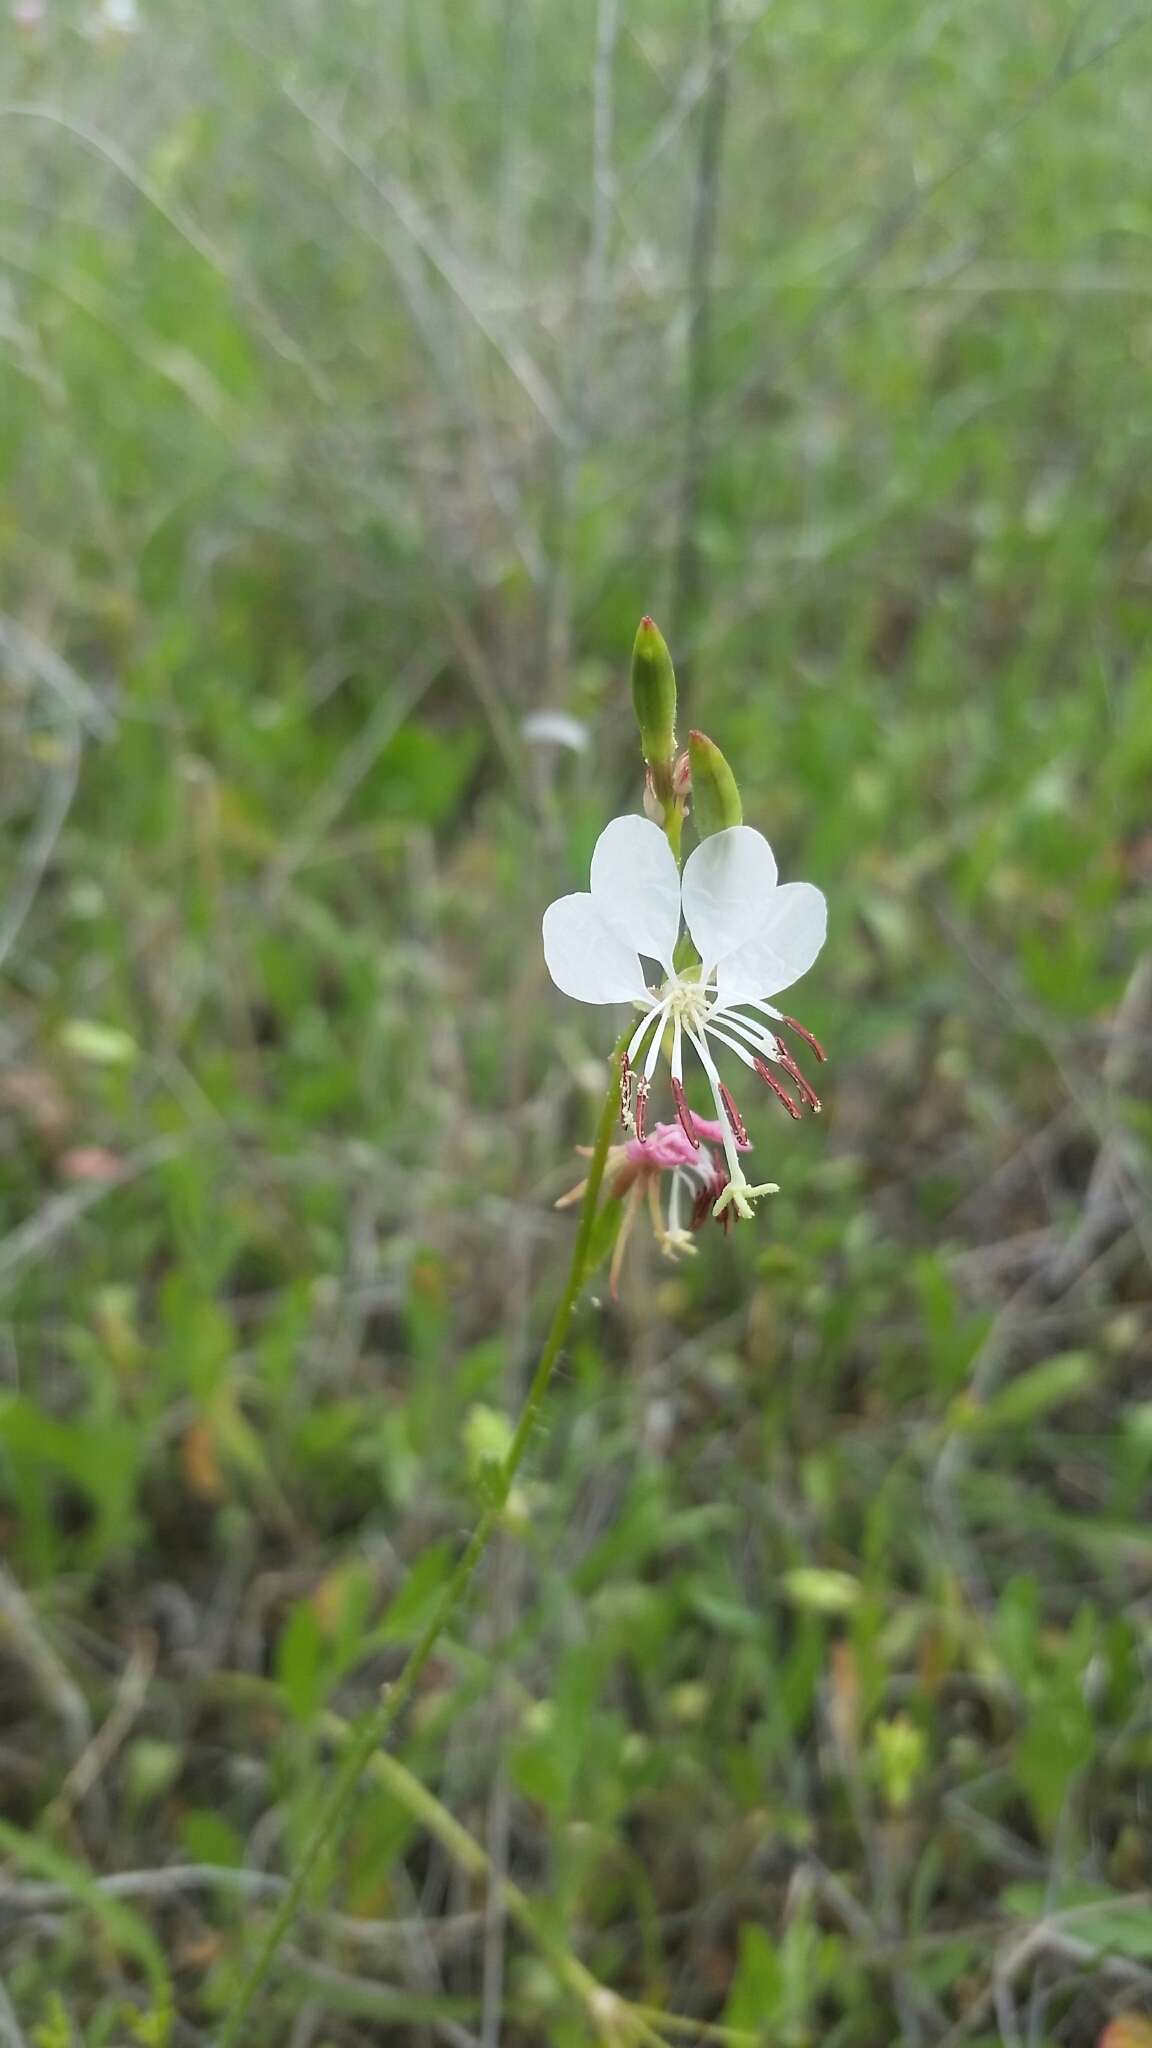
left=217, top=1032, right=631, bottom=2045
left=220, top=617, right=829, bottom=2040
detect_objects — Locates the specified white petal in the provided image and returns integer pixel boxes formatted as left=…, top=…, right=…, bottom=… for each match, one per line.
left=681, top=827, right=778, bottom=969
left=715, top=882, right=827, bottom=1006
left=542, top=893, right=649, bottom=1005
left=589, top=815, right=682, bottom=968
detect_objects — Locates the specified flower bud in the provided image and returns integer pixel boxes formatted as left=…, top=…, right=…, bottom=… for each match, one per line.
left=687, top=729, right=743, bottom=837
left=642, top=767, right=664, bottom=825
left=630, top=616, right=677, bottom=802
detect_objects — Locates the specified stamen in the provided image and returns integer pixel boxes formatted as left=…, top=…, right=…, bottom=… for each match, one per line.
left=685, top=1021, right=755, bottom=1194
left=710, top=1009, right=781, bottom=1063
left=778, top=1012, right=827, bottom=1064
left=635, top=1074, right=650, bottom=1143
left=753, top=1056, right=802, bottom=1119
left=700, top=1016, right=761, bottom=1070
left=627, top=998, right=668, bottom=1069
left=671, top=1013, right=684, bottom=1085
left=774, top=1042, right=822, bottom=1113
left=670, top=1076, right=701, bottom=1149
left=619, top=1054, right=634, bottom=1130
left=643, top=1006, right=669, bottom=1082
left=719, top=1082, right=748, bottom=1146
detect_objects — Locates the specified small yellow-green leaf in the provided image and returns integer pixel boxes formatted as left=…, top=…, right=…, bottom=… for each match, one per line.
left=780, top=1568, right=862, bottom=1615
left=58, top=1018, right=139, bottom=1066
left=464, top=1402, right=513, bottom=1472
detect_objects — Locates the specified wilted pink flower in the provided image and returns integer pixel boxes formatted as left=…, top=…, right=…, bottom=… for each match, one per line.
left=59, top=1146, right=123, bottom=1183
left=557, top=1113, right=766, bottom=1298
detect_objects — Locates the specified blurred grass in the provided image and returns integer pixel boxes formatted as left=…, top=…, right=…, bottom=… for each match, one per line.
left=1, top=1, right=1152, bottom=2043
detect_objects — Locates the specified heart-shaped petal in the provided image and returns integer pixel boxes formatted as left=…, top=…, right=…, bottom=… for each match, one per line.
left=589, top=814, right=682, bottom=970
left=542, top=894, right=649, bottom=1004
left=715, top=882, right=827, bottom=1006
left=681, top=827, right=778, bottom=970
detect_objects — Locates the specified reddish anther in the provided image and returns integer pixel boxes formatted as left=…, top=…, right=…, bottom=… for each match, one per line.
left=670, top=1077, right=701, bottom=1149
left=753, top=1056, right=802, bottom=1120
left=778, top=1013, right=827, bottom=1064
left=619, top=1053, right=634, bottom=1128
left=635, top=1075, right=650, bottom=1143
left=774, top=1042, right=822, bottom=1113
left=720, top=1082, right=748, bottom=1146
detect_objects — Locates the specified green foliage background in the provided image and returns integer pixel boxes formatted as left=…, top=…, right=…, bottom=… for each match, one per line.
left=1, top=1, right=1151, bottom=2042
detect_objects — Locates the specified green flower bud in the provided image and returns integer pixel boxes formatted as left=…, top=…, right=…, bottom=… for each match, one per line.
left=630, top=615, right=677, bottom=800
left=688, top=729, right=743, bottom=837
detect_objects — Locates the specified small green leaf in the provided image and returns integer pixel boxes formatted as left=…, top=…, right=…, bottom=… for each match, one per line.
left=277, top=1600, right=325, bottom=1723
left=380, top=1541, right=454, bottom=1642
left=584, top=1194, right=624, bottom=1277
left=976, top=1353, right=1094, bottom=1431
left=1015, top=1687, right=1094, bottom=1832
left=723, top=1923, right=781, bottom=2031
left=0, top=1819, right=169, bottom=2004
left=179, top=1810, right=246, bottom=1869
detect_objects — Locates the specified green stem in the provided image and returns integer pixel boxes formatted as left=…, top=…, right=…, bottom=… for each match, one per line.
left=218, top=1032, right=630, bottom=2045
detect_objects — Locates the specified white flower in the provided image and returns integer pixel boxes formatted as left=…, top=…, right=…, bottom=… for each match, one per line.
left=520, top=709, right=589, bottom=754
left=542, top=815, right=827, bottom=1221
